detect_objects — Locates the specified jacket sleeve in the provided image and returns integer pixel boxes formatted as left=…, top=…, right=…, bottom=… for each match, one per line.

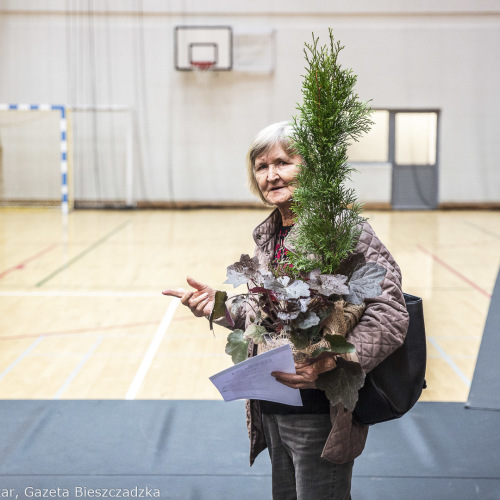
left=346, top=222, right=409, bottom=374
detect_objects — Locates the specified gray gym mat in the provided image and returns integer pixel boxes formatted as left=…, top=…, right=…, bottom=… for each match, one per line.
left=467, top=268, right=500, bottom=410
left=356, top=402, right=500, bottom=477
left=1, top=400, right=499, bottom=499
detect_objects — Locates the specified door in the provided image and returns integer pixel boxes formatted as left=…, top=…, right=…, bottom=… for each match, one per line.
left=390, top=111, right=439, bottom=209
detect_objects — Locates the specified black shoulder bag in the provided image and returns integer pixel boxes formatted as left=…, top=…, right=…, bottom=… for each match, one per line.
left=353, top=293, right=427, bottom=425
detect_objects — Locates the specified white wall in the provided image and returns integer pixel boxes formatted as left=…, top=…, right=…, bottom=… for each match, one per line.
left=0, top=1, right=499, bottom=206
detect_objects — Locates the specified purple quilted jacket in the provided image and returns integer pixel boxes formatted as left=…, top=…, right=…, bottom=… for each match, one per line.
left=222, top=209, right=409, bottom=465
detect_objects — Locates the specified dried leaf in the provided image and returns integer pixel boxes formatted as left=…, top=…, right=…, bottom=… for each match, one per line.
left=209, top=290, right=228, bottom=330
left=316, top=358, right=366, bottom=411
left=225, top=329, right=249, bottom=364
left=344, top=261, right=386, bottom=305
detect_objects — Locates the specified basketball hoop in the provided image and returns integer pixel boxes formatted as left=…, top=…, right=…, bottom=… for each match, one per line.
left=191, top=61, right=215, bottom=83
left=191, top=61, right=215, bottom=71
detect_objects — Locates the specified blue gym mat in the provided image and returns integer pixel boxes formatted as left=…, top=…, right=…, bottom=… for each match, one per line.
left=467, top=268, right=500, bottom=411
left=0, top=400, right=499, bottom=499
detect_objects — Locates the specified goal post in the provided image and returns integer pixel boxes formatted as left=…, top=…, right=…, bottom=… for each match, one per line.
left=0, top=103, right=135, bottom=211
left=0, top=103, right=70, bottom=214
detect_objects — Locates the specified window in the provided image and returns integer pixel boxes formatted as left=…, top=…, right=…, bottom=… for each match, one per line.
left=347, top=110, right=389, bottom=163
left=395, top=112, right=437, bottom=165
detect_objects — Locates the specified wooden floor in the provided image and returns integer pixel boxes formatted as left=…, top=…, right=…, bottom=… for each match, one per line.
left=0, top=207, right=498, bottom=401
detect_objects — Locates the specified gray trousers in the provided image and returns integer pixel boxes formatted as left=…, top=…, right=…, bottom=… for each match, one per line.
left=262, top=413, right=353, bottom=500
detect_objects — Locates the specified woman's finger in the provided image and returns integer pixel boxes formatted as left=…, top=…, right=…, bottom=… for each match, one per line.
left=295, top=365, right=315, bottom=376
left=194, top=297, right=211, bottom=316
left=180, top=291, right=195, bottom=306
left=189, top=292, right=208, bottom=309
left=162, top=289, right=185, bottom=298
left=271, top=371, right=298, bottom=387
left=272, top=371, right=303, bottom=384
left=272, top=375, right=315, bottom=390
left=272, top=369, right=317, bottom=389
left=163, top=278, right=215, bottom=319
left=186, top=276, right=209, bottom=292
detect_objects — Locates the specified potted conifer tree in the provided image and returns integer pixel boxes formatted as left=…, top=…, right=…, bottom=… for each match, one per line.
left=211, top=30, right=386, bottom=411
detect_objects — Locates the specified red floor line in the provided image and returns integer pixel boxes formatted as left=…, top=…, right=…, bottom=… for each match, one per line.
left=0, top=321, right=159, bottom=341
left=416, top=244, right=492, bottom=299
left=0, top=243, right=59, bottom=279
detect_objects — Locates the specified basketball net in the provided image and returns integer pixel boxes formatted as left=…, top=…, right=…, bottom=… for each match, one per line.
left=191, top=61, right=215, bottom=83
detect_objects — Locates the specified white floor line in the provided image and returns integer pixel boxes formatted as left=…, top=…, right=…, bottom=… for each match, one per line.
left=125, top=297, right=180, bottom=400
left=428, top=337, right=472, bottom=387
left=0, top=336, right=45, bottom=381
left=0, top=290, right=160, bottom=298
left=53, top=337, right=103, bottom=399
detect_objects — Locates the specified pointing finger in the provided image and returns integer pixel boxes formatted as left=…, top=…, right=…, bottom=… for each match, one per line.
left=162, top=289, right=185, bottom=298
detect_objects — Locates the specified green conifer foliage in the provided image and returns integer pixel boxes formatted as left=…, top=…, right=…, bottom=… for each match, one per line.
left=289, top=30, right=373, bottom=275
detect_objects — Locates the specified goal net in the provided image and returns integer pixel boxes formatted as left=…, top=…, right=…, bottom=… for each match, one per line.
left=70, top=106, right=133, bottom=209
left=0, top=105, right=133, bottom=211
left=0, top=106, right=65, bottom=209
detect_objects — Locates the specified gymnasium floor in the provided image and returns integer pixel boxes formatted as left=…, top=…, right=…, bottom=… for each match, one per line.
left=0, top=207, right=499, bottom=402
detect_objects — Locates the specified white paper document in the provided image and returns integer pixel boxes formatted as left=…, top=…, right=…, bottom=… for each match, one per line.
left=209, top=344, right=303, bottom=406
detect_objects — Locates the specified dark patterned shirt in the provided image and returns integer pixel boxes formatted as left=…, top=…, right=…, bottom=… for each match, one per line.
left=272, top=224, right=292, bottom=267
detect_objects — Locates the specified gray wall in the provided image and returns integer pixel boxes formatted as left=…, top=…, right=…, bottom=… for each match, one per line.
left=0, top=1, right=499, bottom=206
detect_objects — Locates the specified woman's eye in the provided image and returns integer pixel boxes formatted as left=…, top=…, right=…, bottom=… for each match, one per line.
left=275, top=160, right=289, bottom=167
left=256, top=164, right=267, bottom=171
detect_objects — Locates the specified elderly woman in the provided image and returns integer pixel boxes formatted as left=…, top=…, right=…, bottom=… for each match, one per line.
left=163, top=122, right=409, bottom=500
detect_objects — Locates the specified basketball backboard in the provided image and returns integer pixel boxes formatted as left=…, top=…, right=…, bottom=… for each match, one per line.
left=174, top=26, right=232, bottom=71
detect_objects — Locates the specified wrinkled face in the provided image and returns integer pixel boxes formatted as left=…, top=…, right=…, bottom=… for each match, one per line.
left=254, top=143, right=301, bottom=208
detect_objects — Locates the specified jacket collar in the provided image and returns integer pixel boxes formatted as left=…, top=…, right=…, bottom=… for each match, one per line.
left=253, top=208, right=299, bottom=253
left=252, top=208, right=282, bottom=250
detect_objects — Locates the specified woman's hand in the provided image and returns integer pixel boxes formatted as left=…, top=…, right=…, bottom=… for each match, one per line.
left=271, top=355, right=337, bottom=390
left=162, top=276, right=215, bottom=318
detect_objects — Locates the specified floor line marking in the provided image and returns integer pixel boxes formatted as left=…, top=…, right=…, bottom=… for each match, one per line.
left=0, top=321, right=158, bottom=341
left=416, top=244, right=492, bottom=298
left=0, top=244, right=59, bottom=279
left=0, top=337, right=45, bottom=381
left=0, top=290, right=161, bottom=297
left=428, top=337, right=471, bottom=388
left=53, top=337, right=103, bottom=399
left=35, top=220, right=131, bottom=287
left=463, top=220, right=500, bottom=240
left=125, top=297, right=180, bottom=400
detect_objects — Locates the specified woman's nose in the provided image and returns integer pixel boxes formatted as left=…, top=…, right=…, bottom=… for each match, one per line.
left=267, top=164, right=280, bottom=181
